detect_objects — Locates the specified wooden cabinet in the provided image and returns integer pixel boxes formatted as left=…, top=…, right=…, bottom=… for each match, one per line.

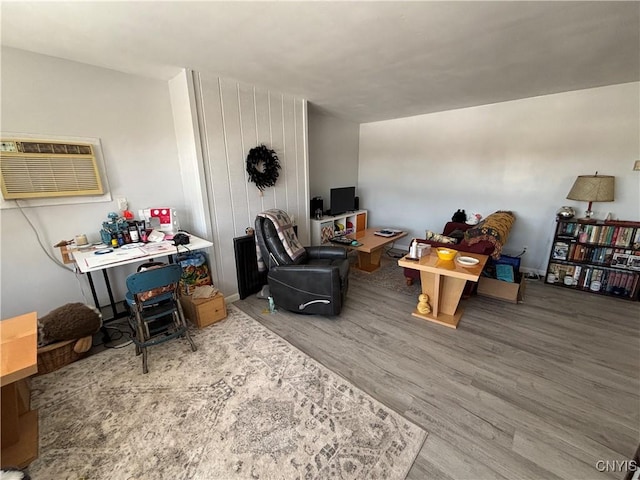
left=310, top=210, right=367, bottom=246
left=545, top=218, right=640, bottom=300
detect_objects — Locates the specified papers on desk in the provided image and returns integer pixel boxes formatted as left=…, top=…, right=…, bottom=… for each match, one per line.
left=83, top=247, right=148, bottom=269
left=140, top=242, right=176, bottom=255
left=80, top=242, right=179, bottom=269
left=72, top=239, right=200, bottom=272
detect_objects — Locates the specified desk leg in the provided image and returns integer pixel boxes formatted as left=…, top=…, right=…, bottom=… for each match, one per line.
left=102, top=269, right=118, bottom=320
left=86, top=272, right=112, bottom=342
left=411, top=271, right=467, bottom=328
left=86, top=271, right=101, bottom=311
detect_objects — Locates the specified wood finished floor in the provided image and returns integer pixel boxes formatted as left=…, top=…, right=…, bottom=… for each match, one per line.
left=234, top=269, right=639, bottom=479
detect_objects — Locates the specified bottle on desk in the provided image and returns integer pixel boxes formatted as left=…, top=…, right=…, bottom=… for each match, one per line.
left=409, top=239, right=418, bottom=258
left=129, top=224, right=139, bottom=242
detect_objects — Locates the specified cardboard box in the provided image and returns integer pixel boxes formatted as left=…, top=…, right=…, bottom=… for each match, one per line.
left=180, top=292, right=227, bottom=328
left=477, top=275, right=526, bottom=304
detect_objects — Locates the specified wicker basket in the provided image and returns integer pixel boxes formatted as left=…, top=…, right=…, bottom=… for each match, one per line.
left=36, top=336, right=91, bottom=375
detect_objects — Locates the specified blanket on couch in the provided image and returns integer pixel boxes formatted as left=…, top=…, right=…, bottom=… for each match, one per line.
left=464, top=210, right=515, bottom=258
left=255, top=209, right=305, bottom=271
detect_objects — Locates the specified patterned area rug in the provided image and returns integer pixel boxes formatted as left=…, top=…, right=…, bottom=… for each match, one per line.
left=349, top=250, right=421, bottom=297
left=28, top=305, right=426, bottom=479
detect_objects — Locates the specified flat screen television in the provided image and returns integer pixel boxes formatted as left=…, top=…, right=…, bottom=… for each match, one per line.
left=330, top=186, right=356, bottom=216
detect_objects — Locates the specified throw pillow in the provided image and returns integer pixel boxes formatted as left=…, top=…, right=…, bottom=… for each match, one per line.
left=448, top=229, right=466, bottom=242
left=424, top=230, right=457, bottom=244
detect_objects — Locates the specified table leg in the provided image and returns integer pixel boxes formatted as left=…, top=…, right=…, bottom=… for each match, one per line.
left=356, top=249, right=383, bottom=272
left=412, top=271, right=467, bottom=328
left=1, top=381, right=38, bottom=469
left=1, top=383, right=20, bottom=447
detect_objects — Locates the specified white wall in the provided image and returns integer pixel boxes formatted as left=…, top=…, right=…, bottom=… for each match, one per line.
left=0, top=48, right=184, bottom=319
left=359, top=83, right=640, bottom=273
left=169, top=72, right=309, bottom=298
left=308, top=105, right=360, bottom=210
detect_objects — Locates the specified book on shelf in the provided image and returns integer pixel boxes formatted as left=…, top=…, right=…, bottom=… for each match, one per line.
left=605, top=226, right=615, bottom=244
left=624, top=273, right=635, bottom=295
left=599, top=269, right=610, bottom=291
left=603, top=248, right=614, bottom=264
left=552, top=242, right=569, bottom=260
left=628, top=255, right=640, bottom=271
left=611, top=252, right=630, bottom=267
left=611, top=227, right=620, bottom=246
left=615, top=227, right=633, bottom=247
left=572, top=265, right=582, bottom=286
left=630, top=275, right=640, bottom=297
left=570, top=245, right=585, bottom=261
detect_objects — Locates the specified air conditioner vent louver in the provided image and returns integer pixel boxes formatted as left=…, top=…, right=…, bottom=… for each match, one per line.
left=0, top=139, right=104, bottom=199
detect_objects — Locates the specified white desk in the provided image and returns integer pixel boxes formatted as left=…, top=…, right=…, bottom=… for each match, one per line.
left=71, top=235, right=213, bottom=324
left=72, top=236, right=213, bottom=273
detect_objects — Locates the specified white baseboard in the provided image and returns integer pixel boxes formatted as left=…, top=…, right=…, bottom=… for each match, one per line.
left=225, top=293, right=240, bottom=303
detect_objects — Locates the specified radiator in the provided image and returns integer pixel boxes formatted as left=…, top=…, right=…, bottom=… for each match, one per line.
left=233, top=234, right=268, bottom=300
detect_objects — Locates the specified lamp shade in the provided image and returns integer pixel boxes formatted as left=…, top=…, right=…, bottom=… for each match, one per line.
left=566, top=175, right=615, bottom=202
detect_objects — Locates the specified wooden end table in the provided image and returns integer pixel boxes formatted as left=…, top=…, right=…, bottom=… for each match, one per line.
left=398, top=250, right=488, bottom=328
left=1, top=312, right=39, bottom=468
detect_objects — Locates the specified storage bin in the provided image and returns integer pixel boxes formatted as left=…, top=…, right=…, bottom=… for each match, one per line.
left=179, top=292, right=227, bottom=328
left=477, top=274, right=526, bottom=304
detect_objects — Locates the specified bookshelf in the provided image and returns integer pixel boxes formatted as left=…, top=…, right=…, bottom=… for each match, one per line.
left=310, top=210, right=367, bottom=246
left=546, top=218, right=640, bottom=300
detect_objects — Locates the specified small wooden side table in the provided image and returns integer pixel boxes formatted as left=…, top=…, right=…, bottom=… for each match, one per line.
left=1, top=312, right=39, bottom=468
left=398, top=252, right=488, bottom=328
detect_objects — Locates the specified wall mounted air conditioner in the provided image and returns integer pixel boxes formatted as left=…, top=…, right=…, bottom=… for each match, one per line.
left=0, top=138, right=104, bottom=200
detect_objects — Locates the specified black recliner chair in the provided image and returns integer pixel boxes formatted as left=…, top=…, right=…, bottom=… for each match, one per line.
left=255, top=209, right=349, bottom=315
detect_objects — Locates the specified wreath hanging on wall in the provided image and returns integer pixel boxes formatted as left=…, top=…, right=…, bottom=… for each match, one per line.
left=246, top=144, right=281, bottom=192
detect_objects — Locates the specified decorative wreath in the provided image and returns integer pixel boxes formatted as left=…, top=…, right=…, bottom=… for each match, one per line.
left=246, top=144, right=281, bottom=192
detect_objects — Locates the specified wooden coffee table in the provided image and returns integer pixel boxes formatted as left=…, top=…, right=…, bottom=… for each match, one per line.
left=349, top=228, right=407, bottom=272
left=398, top=250, right=488, bottom=328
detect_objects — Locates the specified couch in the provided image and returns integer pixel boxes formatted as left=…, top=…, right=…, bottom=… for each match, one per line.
left=404, top=211, right=516, bottom=286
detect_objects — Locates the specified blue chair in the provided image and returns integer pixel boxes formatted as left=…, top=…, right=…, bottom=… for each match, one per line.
left=125, top=263, right=196, bottom=373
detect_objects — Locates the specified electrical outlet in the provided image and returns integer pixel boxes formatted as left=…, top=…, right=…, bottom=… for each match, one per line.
left=116, top=197, right=128, bottom=211
left=523, top=246, right=528, bottom=253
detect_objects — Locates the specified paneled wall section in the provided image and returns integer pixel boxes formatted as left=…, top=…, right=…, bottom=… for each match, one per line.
left=194, top=74, right=309, bottom=297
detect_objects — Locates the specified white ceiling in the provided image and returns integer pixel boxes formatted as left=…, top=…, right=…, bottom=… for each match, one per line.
left=2, top=1, right=638, bottom=123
